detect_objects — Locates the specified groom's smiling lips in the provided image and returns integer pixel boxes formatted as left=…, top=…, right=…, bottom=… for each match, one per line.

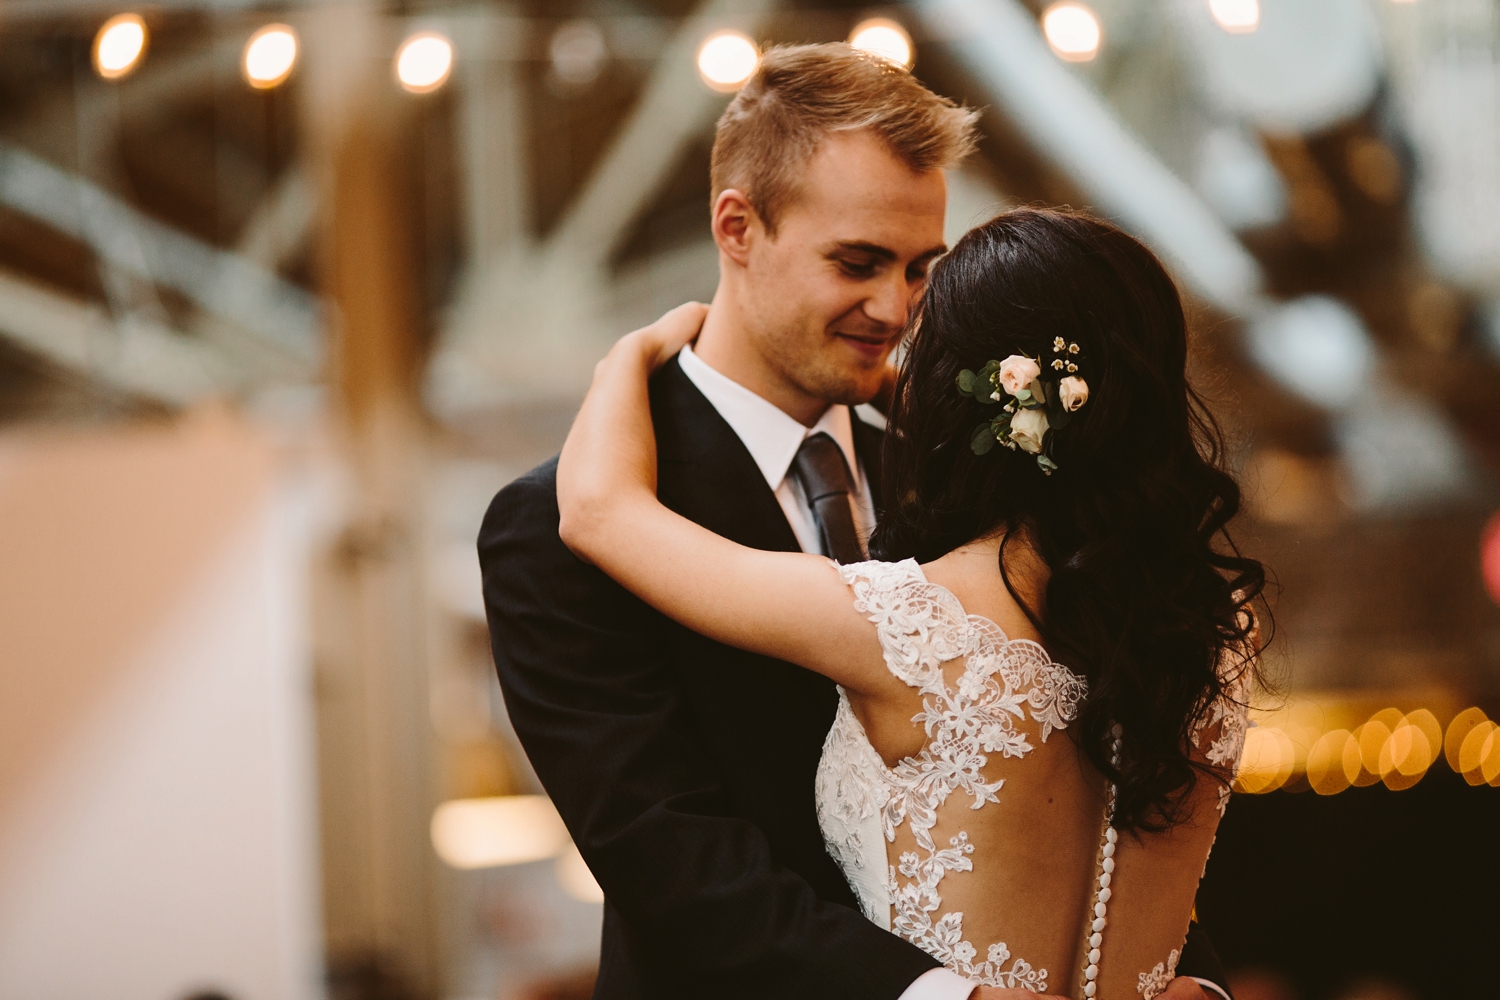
left=833, top=329, right=899, bottom=360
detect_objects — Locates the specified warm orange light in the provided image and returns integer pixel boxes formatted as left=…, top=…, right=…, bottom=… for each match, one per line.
left=849, top=18, right=914, bottom=70
left=1307, top=729, right=1358, bottom=795
left=1209, top=0, right=1260, bottom=34
left=1483, top=728, right=1500, bottom=787
left=1459, top=720, right=1498, bottom=785
left=696, top=30, right=760, bottom=92
left=93, top=13, right=148, bottom=81
left=1379, top=723, right=1433, bottom=790
left=1042, top=2, right=1102, bottom=62
left=1446, top=707, right=1489, bottom=771
left=396, top=32, right=454, bottom=94
left=243, top=24, right=298, bottom=89
left=1236, top=726, right=1295, bottom=793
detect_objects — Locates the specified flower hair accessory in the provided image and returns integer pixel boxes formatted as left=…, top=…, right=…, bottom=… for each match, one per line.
left=955, top=337, right=1090, bottom=474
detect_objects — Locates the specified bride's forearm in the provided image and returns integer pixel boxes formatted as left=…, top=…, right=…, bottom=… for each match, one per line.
left=557, top=303, right=705, bottom=563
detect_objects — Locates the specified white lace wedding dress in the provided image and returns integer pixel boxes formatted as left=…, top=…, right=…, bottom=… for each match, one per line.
left=815, top=560, right=1249, bottom=1000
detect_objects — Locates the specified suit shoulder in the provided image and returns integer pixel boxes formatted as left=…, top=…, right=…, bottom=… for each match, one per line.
left=480, top=455, right=559, bottom=543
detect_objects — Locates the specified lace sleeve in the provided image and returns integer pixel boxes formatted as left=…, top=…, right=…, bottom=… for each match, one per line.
left=837, top=559, right=975, bottom=697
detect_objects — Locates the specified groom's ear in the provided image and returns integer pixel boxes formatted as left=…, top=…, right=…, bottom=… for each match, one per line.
left=711, top=188, right=759, bottom=267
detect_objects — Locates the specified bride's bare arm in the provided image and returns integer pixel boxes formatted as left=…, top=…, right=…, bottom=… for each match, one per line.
left=556, top=304, right=890, bottom=696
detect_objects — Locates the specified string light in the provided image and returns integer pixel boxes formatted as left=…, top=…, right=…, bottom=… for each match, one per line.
left=1042, top=2, right=1103, bottom=63
left=849, top=17, right=915, bottom=70
left=1209, top=0, right=1260, bottom=34
left=696, top=30, right=760, bottom=92
left=243, top=24, right=298, bottom=90
left=93, top=13, right=148, bottom=81
left=1238, top=704, right=1495, bottom=796
left=396, top=31, right=454, bottom=94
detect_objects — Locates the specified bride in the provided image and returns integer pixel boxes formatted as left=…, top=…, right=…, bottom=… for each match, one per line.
left=555, top=208, right=1265, bottom=999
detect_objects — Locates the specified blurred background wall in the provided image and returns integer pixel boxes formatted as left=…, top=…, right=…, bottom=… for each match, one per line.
left=0, top=3, right=1496, bottom=1000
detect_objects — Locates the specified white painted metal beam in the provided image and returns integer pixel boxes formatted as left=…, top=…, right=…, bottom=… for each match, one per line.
left=916, top=0, right=1265, bottom=316
left=0, top=268, right=242, bottom=405
left=0, top=143, right=322, bottom=367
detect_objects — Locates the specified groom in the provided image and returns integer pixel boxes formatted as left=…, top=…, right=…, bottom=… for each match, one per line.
left=480, top=44, right=1232, bottom=1000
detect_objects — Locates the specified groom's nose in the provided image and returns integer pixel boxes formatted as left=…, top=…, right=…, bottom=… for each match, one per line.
left=861, top=271, right=913, bottom=332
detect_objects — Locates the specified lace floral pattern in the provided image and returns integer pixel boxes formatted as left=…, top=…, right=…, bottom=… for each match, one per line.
left=1136, top=948, right=1180, bottom=999
left=1191, top=651, right=1254, bottom=816
left=830, top=560, right=1088, bottom=989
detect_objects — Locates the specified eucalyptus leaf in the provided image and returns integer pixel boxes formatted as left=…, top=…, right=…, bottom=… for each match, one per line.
left=1013, top=388, right=1031, bottom=403
left=1031, top=379, right=1050, bottom=404
left=957, top=369, right=978, bottom=395
left=971, top=423, right=998, bottom=454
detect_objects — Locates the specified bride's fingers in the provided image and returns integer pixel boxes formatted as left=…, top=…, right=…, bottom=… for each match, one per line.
left=632, top=301, right=709, bottom=369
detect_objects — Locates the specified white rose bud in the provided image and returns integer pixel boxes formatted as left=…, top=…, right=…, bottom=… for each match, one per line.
left=1058, top=376, right=1090, bottom=412
left=1008, top=407, right=1049, bottom=454
left=996, top=355, right=1042, bottom=395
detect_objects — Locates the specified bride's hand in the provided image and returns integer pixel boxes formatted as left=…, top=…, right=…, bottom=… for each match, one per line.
left=616, top=301, right=708, bottom=371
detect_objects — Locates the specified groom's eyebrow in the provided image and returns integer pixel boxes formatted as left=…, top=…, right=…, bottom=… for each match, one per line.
left=825, top=240, right=948, bottom=261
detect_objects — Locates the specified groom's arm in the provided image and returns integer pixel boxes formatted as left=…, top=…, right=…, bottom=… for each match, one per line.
left=479, top=460, right=942, bottom=1000
left=1177, top=921, right=1234, bottom=999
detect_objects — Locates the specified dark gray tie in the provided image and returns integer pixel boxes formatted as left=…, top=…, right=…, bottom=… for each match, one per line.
left=791, top=432, right=864, bottom=564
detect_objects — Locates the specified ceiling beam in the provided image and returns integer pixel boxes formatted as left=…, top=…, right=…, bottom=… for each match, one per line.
left=0, top=143, right=322, bottom=369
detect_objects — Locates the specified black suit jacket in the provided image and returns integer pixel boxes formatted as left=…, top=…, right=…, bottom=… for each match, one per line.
left=478, top=357, right=1229, bottom=999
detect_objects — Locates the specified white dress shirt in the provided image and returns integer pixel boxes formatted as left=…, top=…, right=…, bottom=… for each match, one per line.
left=678, top=344, right=878, bottom=557
left=675, top=345, right=1229, bottom=1000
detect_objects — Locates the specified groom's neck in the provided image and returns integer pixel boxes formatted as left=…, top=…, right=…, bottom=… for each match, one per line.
left=694, top=287, right=830, bottom=428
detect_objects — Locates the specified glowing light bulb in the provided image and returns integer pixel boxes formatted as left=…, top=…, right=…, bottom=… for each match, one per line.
left=849, top=18, right=914, bottom=70
left=430, top=795, right=569, bottom=869
left=396, top=32, right=454, bottom=94
left=1042, top=2, right=1103, bottom=63
left=243, top=24, right=298, bottom=89
left=94, top=13, right=147, bottom=81
left=696, top=30, right=760, bottom=92
left=1209, top=0, right=1260, bottom=34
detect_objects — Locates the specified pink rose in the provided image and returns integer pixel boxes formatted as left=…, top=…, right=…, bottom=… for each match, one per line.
left=996, top=355, right=1041, bottom=395
left=1058, top=376, right=1090, bottom=412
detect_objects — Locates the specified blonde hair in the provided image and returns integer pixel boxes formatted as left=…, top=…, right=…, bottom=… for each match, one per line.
left=710, top=43, right=979, bottom=235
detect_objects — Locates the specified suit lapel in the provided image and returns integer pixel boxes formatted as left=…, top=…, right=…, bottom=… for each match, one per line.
left=651, top=357, right=803, bottom=555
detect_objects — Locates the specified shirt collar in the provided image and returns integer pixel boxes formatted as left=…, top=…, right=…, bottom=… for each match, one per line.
left=678, top=343, right=861, bottom=491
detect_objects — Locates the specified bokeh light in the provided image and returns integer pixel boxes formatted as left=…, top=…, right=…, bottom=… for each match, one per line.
left=430, top=795, right=568, bottom=869
left=1482, top=513, right=1500, bottom=605
left=1307, top=729, right=1358, bottom=795
left=1445, top=707, right=1490, bottom=771
left=1209, top=0, right=1260, bottom=34
left=1236, top=726, right=1295, bottom=793
left=242, top=24, right=298, bottom=90
left=93, top=13, right=148, bottom=81
left=696, top=30, right=760, bottom=92
left=1042, top=2, right=1103, bottom=63
left=1458, top=720, right=1498, bottom=785
left=849, top=18, right=915, bottom=70
left=550, top=20, right=607, bottom=87
left=396, top=31, right=454, bottom=94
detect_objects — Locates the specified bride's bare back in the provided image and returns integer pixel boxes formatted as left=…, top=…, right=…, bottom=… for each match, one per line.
left=820, top=553, right=1246, bottom=999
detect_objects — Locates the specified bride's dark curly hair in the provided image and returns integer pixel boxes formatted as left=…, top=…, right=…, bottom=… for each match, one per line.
left=869, top=207, right=1267, bottom=832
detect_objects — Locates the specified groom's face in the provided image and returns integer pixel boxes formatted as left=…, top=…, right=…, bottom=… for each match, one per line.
left=746, top=131, right=948, bottom=407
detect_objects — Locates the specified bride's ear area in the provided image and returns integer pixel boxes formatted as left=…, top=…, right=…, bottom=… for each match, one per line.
left=711, top=188, right=757, bottom=265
